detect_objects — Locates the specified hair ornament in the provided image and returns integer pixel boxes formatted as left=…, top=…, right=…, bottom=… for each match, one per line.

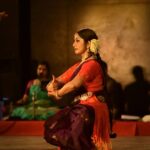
left=89, top=39, right=100, bottom=54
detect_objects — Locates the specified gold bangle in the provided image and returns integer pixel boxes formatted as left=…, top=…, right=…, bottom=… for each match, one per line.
left=56, top=90, right=62, bottom=99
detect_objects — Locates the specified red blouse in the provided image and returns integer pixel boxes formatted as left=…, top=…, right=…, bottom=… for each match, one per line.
left=59, top=59, right=104, bottom=92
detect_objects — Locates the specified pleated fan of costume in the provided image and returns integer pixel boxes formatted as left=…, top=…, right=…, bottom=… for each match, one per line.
left=44, top=104, right=95, bottom=150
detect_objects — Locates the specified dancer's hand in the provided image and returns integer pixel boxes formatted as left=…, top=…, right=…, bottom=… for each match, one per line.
left=46, top=75, right=57, bottom=92
left=47, top=90, right=62, bottom=100
left=46, top=75, right=62, bottom=100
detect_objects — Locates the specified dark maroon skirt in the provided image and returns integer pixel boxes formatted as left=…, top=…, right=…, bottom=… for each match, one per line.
left=44, top=104, right=95, bottom=150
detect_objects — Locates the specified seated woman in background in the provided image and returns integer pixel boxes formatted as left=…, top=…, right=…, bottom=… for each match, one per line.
left=10, top=61, right=60, bottom=120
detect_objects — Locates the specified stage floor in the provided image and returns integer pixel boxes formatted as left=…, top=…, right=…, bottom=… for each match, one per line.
left=0, top=136, right=150, bottom=150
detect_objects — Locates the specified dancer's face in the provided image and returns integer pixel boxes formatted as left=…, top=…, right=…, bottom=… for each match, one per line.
left=73, top=33, right=88, bottom=56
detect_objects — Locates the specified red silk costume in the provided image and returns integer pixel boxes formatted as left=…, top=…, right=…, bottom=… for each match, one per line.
left=58, top=59, right=112, bottom=150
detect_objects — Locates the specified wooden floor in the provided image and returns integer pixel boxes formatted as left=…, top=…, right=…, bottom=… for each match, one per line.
left=0, top=136, right=150, bottom=150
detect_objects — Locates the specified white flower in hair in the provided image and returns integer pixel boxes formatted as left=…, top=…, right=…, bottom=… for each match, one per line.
left=89, top=39, right=100, bottom=54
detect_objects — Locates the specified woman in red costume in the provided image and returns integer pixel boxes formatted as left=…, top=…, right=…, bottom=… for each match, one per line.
left=46, top=28, right=112, bottom=150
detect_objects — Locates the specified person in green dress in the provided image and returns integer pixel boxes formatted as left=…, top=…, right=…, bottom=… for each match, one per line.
left=10, top=61, right=60, bottom=120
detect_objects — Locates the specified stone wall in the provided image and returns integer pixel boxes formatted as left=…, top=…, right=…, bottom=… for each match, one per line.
left=31, top=0, right=150, bottom=87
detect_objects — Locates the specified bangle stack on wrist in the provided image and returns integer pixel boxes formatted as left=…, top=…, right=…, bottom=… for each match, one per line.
left=56, top=90, right=62, bottom=99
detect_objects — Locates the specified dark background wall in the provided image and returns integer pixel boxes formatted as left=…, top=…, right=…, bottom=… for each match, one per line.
left=0, top=0, right=31, bottom=100
left=0, top=0, right=20, bottom=100
left=0, top=0, right=150, bottom=101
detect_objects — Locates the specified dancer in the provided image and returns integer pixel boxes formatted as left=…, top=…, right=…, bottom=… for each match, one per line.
left=45, top=28, right=112, bottom=150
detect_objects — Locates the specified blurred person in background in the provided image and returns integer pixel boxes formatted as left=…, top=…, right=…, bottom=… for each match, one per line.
left=102, top=61, right=125, bottom=120
left=124, top=65, right=150, bottom=117
left=10, top=61, right=60, bottom=120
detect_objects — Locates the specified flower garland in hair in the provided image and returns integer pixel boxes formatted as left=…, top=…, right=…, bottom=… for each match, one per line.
left=89, top=39, right=100, bottom=54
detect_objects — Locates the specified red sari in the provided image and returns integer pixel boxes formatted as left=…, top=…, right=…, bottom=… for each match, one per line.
left=59, top=59, right=112, bottom=150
